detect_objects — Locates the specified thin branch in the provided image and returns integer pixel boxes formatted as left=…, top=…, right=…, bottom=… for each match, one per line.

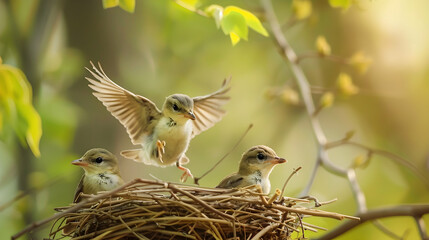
left=261, top=0, right=367, bottom=213
left=296, top=52, right=348, bottom=64
left=300, top=157, right=320, bottom=197
left=347, top=141, right=429, bottom=187
left=279, top=167, right=302, bottom=199
left=281, top=17, right=297, bottom=31
left=194, top=124, right=253, bottom=185
left=372, top=220, right=406, bottom=240
left=0, top=177, right=60, bottom=212
left=260, top=0, right=348, bottom=177
left=346, top=169, right=367, bottom=213
left=315, top=204, right=429, bottom=240
left=326, top=139, right=429, bottom=188
left=415, top=216, right=428, bottom=240
left=300, top=195, right=322, bottom=208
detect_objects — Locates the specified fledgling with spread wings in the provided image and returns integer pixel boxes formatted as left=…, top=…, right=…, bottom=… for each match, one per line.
left=86, top=62, right=230, bottom=181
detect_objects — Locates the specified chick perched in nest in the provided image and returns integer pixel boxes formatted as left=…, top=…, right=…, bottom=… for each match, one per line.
left=71, top=148, right=124, bottom=202
left=216, top=145, right=286, bottom=194
left=63, top=148, right=124, bottom=235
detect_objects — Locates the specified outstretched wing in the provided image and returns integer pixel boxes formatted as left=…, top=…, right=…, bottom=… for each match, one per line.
left=192, top=77, right=231, bottom=137
left=86, top=62, right=162, bottom=144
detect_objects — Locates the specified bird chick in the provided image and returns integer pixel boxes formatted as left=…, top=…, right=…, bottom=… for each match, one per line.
left=71, top=148, right=124, bottom=202
left=86, top=62, right=230, bottom=182
left=63, top=148, right=124, bottom=235
left=216, top=145, right=286, bottom=194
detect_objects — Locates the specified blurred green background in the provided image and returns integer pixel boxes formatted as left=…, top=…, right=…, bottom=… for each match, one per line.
left=1, top=0, right=428, bottom=239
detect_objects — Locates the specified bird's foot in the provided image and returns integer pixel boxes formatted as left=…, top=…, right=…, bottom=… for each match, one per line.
left=177, top=164, right=194, bottom=182
left=156, top=140, right=166, bottom=163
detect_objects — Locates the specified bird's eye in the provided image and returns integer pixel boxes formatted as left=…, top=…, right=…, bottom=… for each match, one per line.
left=257, top=153, right=265, bottom=160
left=173, top=104, right=179, bottom=111
left=95, top=157, right=103, bottom=164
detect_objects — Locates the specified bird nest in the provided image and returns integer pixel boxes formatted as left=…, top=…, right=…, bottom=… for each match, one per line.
left=50, top=179, right=358, bottom=240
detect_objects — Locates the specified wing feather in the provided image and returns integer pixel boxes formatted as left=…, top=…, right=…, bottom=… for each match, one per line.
left=192, top=77, right=231, bottom=137
left=73, top=175, right=85, bottom=203
left=86, top=61, right=162, bottom=144
left=216, top=173, right=244, bottom=189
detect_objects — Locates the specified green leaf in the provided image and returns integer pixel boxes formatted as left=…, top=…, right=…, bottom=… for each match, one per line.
left=0, top=62, right=42, bottom=157
left=205, top=5, right=224, bottom=29
left=102, top=0, right=119, bottom=9
left=175, top=0, right=200, bottom=12
left=119, top=0, right=135, bottom=13
left=329, top=0, right=352, bottom=10
left=221, top=10, right=248, bottom=44
left=230, top=32, right=241, bottom=46
left=224, top=6, right=268, bottom=37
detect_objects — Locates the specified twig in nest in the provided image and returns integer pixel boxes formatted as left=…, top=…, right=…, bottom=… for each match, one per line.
left=279, top=167, right=302, bottom=199
left=167, top=183, right=234, bottom=221
left=300, top=195, right=322, bottom=207
left=268, top=189, right=281, bottom=205
left=251, top=223, right=280, bottom=240
left=256, top=185, right=269, bottom=205
left=194, top=124, right=253, bottom=185
left=318, top=198, right=338, bottom=206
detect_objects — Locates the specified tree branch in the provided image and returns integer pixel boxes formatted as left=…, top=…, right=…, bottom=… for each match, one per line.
left=260, top=0, right=366, bottom=211
left=415, top=216, right=428, bottom=240
left=315, top=204, right=429, bottom=240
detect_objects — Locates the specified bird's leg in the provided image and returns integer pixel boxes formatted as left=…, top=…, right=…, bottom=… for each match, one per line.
left=176, top=161, right=193, bottom=182
left=156, top=140, right=166, bottom=163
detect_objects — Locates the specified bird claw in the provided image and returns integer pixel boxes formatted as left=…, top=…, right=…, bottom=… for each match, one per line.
left=177, top=165, right=194, bottom=182
left=156, top=140, right=166, bottom=163
left=180, top=168, right=193, bottom=183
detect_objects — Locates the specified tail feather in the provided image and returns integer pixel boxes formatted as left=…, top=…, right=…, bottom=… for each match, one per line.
left=121, top=149, right=143, bottom=162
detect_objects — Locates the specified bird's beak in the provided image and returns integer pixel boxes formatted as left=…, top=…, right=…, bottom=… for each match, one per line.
left=183, top=111, right=196, bottom=120
left=72, top=158, right=88, bottom=167
left=270, top=156, right=287, bottom=164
